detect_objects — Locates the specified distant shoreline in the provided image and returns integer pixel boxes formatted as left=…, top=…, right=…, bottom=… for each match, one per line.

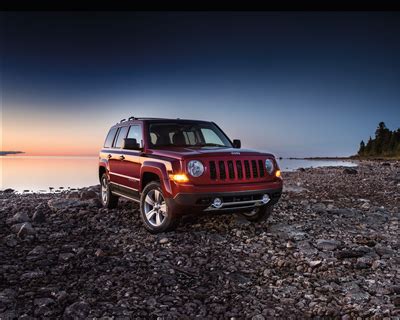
left=283, top=156, right=399, bottom=161
left=0, top=151, right=24, bottom=156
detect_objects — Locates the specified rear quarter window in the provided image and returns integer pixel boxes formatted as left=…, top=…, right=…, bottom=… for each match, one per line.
left=104, top=127, right=118, bottom=148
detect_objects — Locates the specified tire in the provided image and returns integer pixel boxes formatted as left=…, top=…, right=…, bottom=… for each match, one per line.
left=240, top=205, right=273, bottom=222
left=140, top=181, right=179, bottom=233
left=100, top=173, right=119, bottom=209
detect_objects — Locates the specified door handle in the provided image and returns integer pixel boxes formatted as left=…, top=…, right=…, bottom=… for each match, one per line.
left=107, top=154, right=112, bottom=159
left=119, top=155, right=125, bottom=160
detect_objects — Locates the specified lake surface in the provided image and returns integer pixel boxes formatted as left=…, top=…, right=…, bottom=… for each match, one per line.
left=0, top=156, right=357, bottom=192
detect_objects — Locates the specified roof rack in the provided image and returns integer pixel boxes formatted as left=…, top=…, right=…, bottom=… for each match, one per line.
left=119, top=118, right=126, bottom=123
left=128, top=116, right=136, bottom=121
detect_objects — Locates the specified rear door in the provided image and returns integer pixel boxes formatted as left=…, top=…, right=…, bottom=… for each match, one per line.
left=109, top=126, right=129, bottom=186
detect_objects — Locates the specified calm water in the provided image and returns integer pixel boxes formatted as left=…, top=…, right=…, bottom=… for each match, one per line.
left=0, top=156, right=357, bottom=192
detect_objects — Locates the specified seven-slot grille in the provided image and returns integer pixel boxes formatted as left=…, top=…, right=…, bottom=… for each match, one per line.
left=208, top=159, right=268, bottom=180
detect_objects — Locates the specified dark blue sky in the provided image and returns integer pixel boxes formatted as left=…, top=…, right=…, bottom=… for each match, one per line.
left=2, top=12, right=400, bottom=156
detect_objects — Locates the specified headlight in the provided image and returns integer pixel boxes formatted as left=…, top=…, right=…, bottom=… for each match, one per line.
left=187, top=160, right=204, bottom=177
left=265, top=159, right=274, bottom=174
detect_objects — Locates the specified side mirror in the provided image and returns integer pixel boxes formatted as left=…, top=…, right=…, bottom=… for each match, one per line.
left=233, top=139, right=241, bottom=149
left=123, top=138, right=142, bottom=150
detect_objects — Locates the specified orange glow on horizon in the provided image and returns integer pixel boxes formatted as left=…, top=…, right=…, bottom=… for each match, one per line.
left=3, top=104, right=109, bottom=156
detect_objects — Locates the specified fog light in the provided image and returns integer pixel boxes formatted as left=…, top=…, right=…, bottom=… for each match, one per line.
left=275, top=170, right=281, bottom=178
left=262, top=194, right=270, bottom=204
left=212, top=197, right=223, bottom=208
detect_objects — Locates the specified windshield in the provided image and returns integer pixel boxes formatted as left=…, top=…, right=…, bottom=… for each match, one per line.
left=148, top=122, right=232, bottom=148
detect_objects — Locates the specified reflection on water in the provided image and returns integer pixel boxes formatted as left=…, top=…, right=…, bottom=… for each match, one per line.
left=1, top=156, right=98, bottom=192
left=1, top=156, right=357, bottom=192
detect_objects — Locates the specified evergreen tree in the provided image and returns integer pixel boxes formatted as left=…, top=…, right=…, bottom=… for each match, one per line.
left=358, top=140, right=365, bottom=156
left=357, top=122, right=400, bottom=158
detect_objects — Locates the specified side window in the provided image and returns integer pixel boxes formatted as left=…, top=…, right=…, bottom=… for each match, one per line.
left=201, top=128, right=224, bottom=145
left=104, top=127, right=118, bottom=148
left=113, top=126, right=129, bottom=148
left=127, top=125, right=143, bottom=147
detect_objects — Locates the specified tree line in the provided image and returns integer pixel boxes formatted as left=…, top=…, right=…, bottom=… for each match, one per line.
left=357, top=122, right=400, bottom=158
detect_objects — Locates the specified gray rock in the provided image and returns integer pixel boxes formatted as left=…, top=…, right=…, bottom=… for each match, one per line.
left=6, top=211, right=30, bottom=225
left=374, top=244, right=394, bottom=257
left=343, top=168, right=358, bottom=174
left=66, top=191, right=80, bottom=199
left=10, top=222, right=35, bottom=236
left=48, top=199, right=85, bottom=212
left=28, top=246, right=46, bottom=256
left=34, top=298, right=55, bottom=307
left=316, top=239, right=340, bottom=251
left=312, top=203, right=327, bottom=213
left=80, top=190, right=97, bottom=200
left=3, top=188, right=15, bottom=193
left=4, top=234, right=18, bottom=247
left=63, top=301, right=90, bottom=320
left=32, top=210, right=46, bottom=223
left=20, top=271, right=45, bottom=281
left=59, top=253, right=74, bottom=262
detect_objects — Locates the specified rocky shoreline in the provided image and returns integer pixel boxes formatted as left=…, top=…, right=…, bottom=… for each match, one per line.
left=1, top=162, right=399, bottom=319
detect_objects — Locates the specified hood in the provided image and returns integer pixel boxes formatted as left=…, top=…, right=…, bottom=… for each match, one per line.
left=147, top=147, right=274, bottom=160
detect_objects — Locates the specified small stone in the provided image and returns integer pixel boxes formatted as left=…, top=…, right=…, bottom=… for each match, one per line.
left=95, top=249, right=106, bottom=257
left=252, top=315, right=265, bottom=320
left=316, top=239, right=340, bottom=251
left=28, top=246, right=46, bottom=256
left=63, top=301, right=90, bottom=320
left=159, top=238, right=169, bottom=244
left=309, top=260, right=322, bottom=268
left=361, top=202, right=370, bottom=210
left=393, top=295, right=400, bottom=307
left=34, top=298, right=55, bottom=307
left=59, top=253, right=74, bottom=261
left=371, top=259, right=386, bottom=270
left=286, top=240, right=295, bottom=249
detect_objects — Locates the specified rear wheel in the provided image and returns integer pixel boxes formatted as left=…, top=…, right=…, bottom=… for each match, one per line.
left=140, top=182, right=179, bottom=233
left=100, top=173, right=119, bottom=209
left=240, top=205, right=273, bottom=222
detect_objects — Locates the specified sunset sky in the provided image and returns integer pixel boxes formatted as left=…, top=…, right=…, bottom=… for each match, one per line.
left=2, top=12, right=400, bottom=157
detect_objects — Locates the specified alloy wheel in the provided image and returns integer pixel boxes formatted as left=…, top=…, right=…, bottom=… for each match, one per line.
left=144, top=189, right=167, bottom=227
left=101, top=176, right=108, bottom=204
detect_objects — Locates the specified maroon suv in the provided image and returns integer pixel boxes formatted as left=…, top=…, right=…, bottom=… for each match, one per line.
left=99, top=117, right=283, bottom=233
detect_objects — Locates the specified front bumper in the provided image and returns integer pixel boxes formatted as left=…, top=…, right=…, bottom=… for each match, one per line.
left=166, top=187, right=283, bottom=215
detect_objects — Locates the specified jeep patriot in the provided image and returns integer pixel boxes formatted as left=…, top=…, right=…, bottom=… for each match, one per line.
left=99, top=117, right=283, bottom=233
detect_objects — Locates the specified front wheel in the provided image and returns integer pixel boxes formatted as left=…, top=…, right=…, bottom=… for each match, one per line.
left=100, top=173, right=119, bottom=209
left=240, top=205, right=273, bottom=222
left=140, top=182, right=179, bottom=233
